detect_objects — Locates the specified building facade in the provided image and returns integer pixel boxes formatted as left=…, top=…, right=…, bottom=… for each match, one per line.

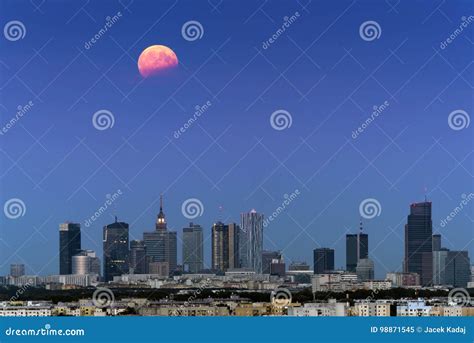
left=356, top=258, right=374, bottom=281
left=432, top=234, right=441, bottom=251
left=10, top=264, right=25, bottom=277
left=404, top=201, right=433, bottom=286
left=262, top=251, right=281, bottom=274
left=346, top=226, right=368, bottom=272
left=130, top=240, right=147, bottom=274
left=103, top=219, right=129, bottom=282
left=143, top=197, right=177, bottom=275
left=72, top=250, right=100, bottom=275
left=182, top=223, right=204, bottom=273
left=239, top=210, right=264, bottom=273
left=59, top=223, right=81, bottom=275
left=313, top=248, right=335, bottom=274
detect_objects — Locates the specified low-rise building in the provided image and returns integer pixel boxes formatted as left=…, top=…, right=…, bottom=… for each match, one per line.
left=353, top=301, right=391, bottom=316
left=397, top=299, right=431, bottom=316
left=288, top=299, right=347, bottom=316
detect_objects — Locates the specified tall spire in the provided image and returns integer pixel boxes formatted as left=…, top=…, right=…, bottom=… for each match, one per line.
left=156, top=193, right=166, bottom=230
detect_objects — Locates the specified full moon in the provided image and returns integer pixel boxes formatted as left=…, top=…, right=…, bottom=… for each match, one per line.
left=137, top=45, right=178, bottom=78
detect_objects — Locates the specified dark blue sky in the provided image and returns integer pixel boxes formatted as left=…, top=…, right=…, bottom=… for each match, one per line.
left=0, top=0, right=472, bottom=278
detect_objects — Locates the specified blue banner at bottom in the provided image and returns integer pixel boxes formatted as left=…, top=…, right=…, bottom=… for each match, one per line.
left=0, top=317, right=472, bottom=343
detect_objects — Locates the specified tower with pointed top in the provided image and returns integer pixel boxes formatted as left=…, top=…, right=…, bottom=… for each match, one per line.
left=156, top=194, right=167, bottom=231
left=143, top=194, right=177, bottom=275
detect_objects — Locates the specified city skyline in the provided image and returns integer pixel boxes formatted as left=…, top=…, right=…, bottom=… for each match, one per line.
left=3, top=196, right=471, bottom=288
left=0, top=0, right=472, bottom=281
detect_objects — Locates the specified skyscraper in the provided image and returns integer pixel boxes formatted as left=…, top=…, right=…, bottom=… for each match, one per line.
left=211, top=221, right=239, bottom=272
left=227, top=223, right=240, bottom=270
left=182, top=223, right=204, bottom=273
left=10, top=264, right=25, bottom=277
left=313, top=248, right=335, bottom=274
left=59, top=222, right=81, bottom=275
left=432, top=248, right=449, bottom=285
left=103, top=218, right=129, bottom=282
left=72, top=250, right=101, bottom=275
left=212, top=222, right=228, bottom=272
left=143, top=196, right=177, bottom=275
left=346, top=222, right=368, bottom=272
left=239, top=209, right=264, bottom=273
left=404, top=201, right=433, bottom=286
left=130, top=240, right=147, bottom=274
left=432, top=234, right=441, bottom=251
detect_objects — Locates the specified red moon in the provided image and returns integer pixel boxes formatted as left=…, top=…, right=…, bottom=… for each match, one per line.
left=137, top=45, right=178, bottom=78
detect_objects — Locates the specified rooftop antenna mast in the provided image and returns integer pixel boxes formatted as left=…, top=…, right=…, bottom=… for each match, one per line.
left=218, top=205, right=224, bottom=222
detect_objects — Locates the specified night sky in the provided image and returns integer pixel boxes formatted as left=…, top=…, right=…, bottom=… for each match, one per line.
left=0, top=0, right=472, bottom=278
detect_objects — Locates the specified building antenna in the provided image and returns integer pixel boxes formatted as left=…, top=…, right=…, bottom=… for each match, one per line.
left=218, top=205, right=224, bottom=222
left=424, top=186, right=428, bottom=202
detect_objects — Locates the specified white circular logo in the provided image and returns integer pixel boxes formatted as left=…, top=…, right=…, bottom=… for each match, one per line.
left=270, top=109, right=292, bottom=131
left=270, top=287, right=292, bottom=307
left=4, top=198, right=26, bottom=219
left=181, top=20, right=204, bottom=42
left=92, top=110, right=115, bottom=131
left=359, top=198, right=382, bottom=219
left=92, top=287, right=115, bottom=308
left=181, top=198, right=204, bottom=219
left=359, top=21, right=382, bottom=41
left=448, top=288, right=471, bottom=306
left=448, top=110, right=470, bottom=131
left=4, top=21, right=26, bottom=41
